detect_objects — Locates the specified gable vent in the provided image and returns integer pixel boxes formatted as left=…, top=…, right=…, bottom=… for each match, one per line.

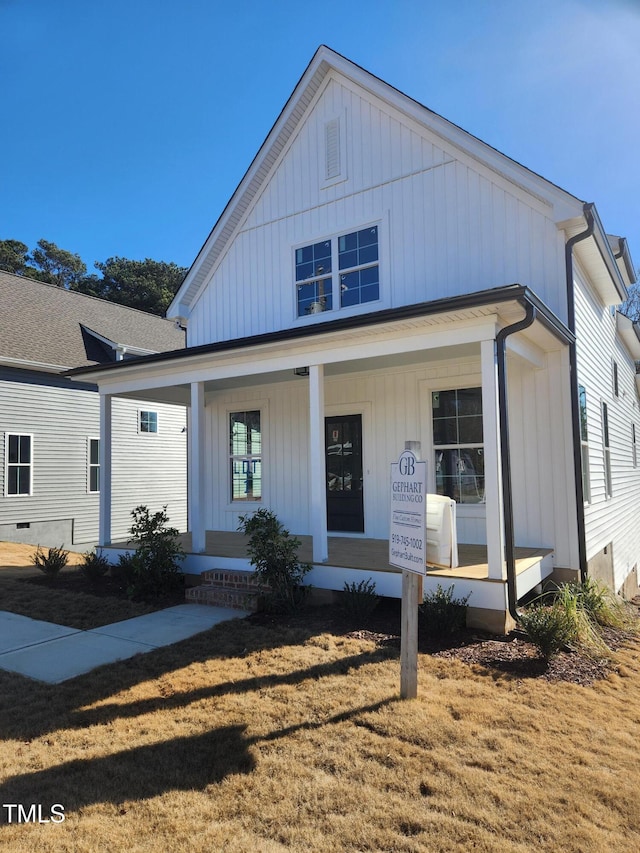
left=325, top=118, right=340, bottom=180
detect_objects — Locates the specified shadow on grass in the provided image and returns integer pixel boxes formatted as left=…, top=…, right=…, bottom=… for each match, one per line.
left=0, top=726, right=253, bottom=823
left=0, top=697, right=396, bottom=821
left=0, top=612, right=399, bottom=742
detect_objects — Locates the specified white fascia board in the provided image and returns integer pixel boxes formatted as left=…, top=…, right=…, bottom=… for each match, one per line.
left=169, top=46, right=582, bottom=318
left=616, top=312, right=640, bottom=360
left=81, top=325, right=159, bottom=358
left=326, top=50, right=579, bottom=218
left=0, top=356, right=71, bottom=373
left=84, top=315, right=500, bottom=398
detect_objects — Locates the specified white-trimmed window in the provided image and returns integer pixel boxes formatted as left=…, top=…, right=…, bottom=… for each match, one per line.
left=229, top=411, right=262, bottom=502
left=88, top=438, right=100, bottom=493
left=295, top=225, right=379, bottom=317
left=602, top=401, right=612, bottom=498
left=579, top=385, right=591, bottom=503
left=139, top=410, right=158, bottom=434
left=432, top=388, right=484, bottom=504
left=6, top=433, right=32, bottom=496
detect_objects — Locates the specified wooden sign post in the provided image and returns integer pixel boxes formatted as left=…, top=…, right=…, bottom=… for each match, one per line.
left=389, top=441, right=426, bottom=699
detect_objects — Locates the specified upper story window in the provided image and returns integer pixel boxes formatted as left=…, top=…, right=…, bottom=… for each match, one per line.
left=6, top=433, right=32, bottom=496
left=295, top=226, right=379, bottom=318
left=139, top=410, right=158, bottom=434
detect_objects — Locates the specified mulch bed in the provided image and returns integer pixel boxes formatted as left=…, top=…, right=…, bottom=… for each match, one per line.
left=16, top=573, right=640, bottom=686
left=24, top=570, right=186, bottom=610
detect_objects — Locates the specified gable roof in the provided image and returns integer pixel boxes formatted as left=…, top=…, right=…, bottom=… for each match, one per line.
left=0, top=270, right=185, bottom=373
left=169, top=46, right=634, bottom=321
left=168, top=45, right=602, bottom=320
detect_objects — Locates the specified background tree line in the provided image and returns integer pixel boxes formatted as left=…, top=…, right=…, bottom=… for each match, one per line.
left=0, top=237, right=187, bottom=316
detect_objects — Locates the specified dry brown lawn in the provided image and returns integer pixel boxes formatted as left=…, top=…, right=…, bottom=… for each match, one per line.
left=1, top=543, right=640, bottom=851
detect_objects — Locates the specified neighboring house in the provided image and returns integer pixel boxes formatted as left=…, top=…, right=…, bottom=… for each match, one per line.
left=0, top=270, right=187, bottom=548
left=70, top=46, right=639, bottom=632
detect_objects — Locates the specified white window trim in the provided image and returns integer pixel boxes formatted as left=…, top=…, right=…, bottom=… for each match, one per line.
left=602, top=400, right=612, bottom=499
left=420, top=377, right=486, bottom=513
left=225, top=402, right=267, bottom=509
left=88, top=436, right=100, bottom=494
left=5, top=432, right=34, bottom=497
left=578, top=385, right=591, bottom=504
left=138, top=409, right=159, bottom=435
left=292, top=217, right=388, bottom=325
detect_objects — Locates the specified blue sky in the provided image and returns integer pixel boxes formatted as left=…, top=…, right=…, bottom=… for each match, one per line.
left=2, top=0, right=639, bottom=276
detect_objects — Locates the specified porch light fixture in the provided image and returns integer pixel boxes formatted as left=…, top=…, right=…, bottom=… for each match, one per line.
left=293, top=367, right=310, bottom=376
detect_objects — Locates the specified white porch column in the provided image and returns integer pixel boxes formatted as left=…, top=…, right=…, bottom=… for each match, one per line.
left=309, top=364, right=328, bottom=563
left=189, top=381, right=206, bottom=553
left=99, top=393, right=112, bottom=547
left=481, top=339, right=506, bottom=580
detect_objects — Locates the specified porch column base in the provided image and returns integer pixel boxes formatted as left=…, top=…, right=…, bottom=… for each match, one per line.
left=466, top=606, right=516, bottom=635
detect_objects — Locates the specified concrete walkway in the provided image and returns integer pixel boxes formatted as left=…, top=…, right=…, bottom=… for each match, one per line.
left=0, top=604, right=248, bottom=684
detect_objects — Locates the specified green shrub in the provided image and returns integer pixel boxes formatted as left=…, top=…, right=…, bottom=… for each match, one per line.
left=32, top=544, right=69, bottom=578
left=122, top=505, right=185, bottom=599
left=238, top=508, right=311, bottom=613
left=79, top=550, right=110, bottom=583
left=576, top=577, right=630, bottom=630
left=419, top=584, right=470, bottom=637
left=340, top=578, right=379, bottom=622
left=518, top=603, right=575, bottom=660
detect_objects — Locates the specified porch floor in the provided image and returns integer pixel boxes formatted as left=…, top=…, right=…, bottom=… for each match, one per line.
left=108, top=531, right=551, bottom=583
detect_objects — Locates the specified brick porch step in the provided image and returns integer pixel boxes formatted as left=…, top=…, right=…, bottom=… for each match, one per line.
left=185, top=568, right=268, bottom=613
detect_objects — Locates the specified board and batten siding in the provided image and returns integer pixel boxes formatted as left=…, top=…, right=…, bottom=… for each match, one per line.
left=200, top=352, right=564, bottom=554
left=0, top=376, right=187, bottom=546
left=574, top=265, right=640, bottom=591
left=187, top=74, right=567, bottom=346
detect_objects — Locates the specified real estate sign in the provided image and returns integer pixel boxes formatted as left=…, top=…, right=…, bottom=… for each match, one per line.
left=389, top=449, right=427, bottom=575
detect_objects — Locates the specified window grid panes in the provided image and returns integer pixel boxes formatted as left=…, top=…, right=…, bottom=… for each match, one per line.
left=89, top=438, right=100, bottom=493
left=230, top=411, right=262, bottom=502
left=432, top=388, right=484, bottom=504
left=295, top=226, right=379, bottom=317
left=579, top=385, right=590, bottom=503
left=7, top=434, right=31, bottom=496
left=140, top=411, right=158, bottom=433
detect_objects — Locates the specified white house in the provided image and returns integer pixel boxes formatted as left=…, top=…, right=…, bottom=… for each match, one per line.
left=0, top=271, right=188, bottom=548
left=70, top=46, right=639, bottom=632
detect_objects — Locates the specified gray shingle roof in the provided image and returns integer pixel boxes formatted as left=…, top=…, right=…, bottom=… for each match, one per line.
left=0, top=270, right=185, bottom=370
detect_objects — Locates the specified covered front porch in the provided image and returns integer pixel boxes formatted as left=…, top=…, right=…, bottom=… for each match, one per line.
left=103, top=531, right=555, bottom=633
left=73, top=285, right=577, bottom=634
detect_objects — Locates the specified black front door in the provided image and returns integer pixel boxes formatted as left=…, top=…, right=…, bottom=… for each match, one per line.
left=325, top=414, right=364, bottom=532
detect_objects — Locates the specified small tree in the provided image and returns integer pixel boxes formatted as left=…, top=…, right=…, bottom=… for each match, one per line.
left=238, top=509, right=311, bottom=613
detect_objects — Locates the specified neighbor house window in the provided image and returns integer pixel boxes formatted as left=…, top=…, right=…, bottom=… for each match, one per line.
left=6, top=433, right=32, bottom=496
left=432, top=388, right=484, bottom=504
left=579, top=385, right=591, bottom=503
left=295, top=225, right=379, bottom=317
left=602, top=401, right=612, bottom=498
left=139, top=410, right=158, bottom=433
left=88, top=438, right=100, bottom=493
left=229, top=411, right=262, bottom=501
